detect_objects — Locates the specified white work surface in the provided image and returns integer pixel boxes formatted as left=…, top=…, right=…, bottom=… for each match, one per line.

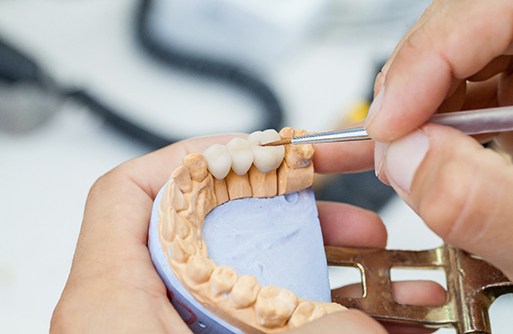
left=0, top=1, right=511, bottom=333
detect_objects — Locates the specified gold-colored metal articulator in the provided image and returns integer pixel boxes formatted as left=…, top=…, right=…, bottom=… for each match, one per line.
left=327, top=244, right=513, bottom=334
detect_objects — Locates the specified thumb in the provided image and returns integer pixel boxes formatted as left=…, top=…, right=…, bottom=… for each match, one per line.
left=376, top=125, right=513, bottom=280
left=286, top=310, right=386, bottom=334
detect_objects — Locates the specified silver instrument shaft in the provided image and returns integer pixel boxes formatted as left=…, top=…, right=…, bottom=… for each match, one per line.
left=280, top=106, right=513, bottom=146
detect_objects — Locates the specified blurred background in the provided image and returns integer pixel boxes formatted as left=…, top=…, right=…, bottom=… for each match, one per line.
left=0, top=0, right=511, bottom=333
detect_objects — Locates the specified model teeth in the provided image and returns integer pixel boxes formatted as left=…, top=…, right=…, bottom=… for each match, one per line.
left=171, top=237, right=195, bottom=263
left=255, top=286, right=298, bottom=328
left=203, top=144, right=232, bottom=180
left=231, top=275, right=260, bottom=309
left=226, top=138, right=254, bottom=175
left=248, top=130, right=285, bottom=173
left=183, top=153, right=208, bottom=182
left=289, top=301, right=326, bottom=328
left=210, top=265, right=238, bottom=296
left=186, top=255, right=214, bottom=284
left=203, top=130, right=285, bottom=179
left=171, top=166, right=192, bottom=192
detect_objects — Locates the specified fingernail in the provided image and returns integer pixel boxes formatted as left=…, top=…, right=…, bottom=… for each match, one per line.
left=374, top=141, right=387, bottom=178
left=365, top=87, right=384, bottom=128
left=384, top=130, right=430, bottom=193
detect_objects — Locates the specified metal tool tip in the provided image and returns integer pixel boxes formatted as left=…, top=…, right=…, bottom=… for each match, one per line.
left=260, top=138, right=291, bottom=147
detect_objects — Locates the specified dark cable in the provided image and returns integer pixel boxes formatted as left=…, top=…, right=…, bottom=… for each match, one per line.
left=0, top=38, right=43, bottom=83
left=64, top=88, right=173, bottom=148
left=0, top=0, right=285, bottom=150
left=134, top=0, right=285, bottom=132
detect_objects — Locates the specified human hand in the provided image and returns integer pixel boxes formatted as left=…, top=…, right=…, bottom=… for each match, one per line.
left=364, top=0, right=513, bottom=280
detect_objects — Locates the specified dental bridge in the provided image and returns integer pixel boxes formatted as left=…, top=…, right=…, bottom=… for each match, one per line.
left=150, top=127, right=513, bottom=334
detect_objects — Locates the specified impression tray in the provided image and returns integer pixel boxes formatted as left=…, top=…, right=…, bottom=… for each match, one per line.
left=148, top=128, right=345, bottom=333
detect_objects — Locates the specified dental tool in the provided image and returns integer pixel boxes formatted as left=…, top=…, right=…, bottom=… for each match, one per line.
left=262, top=106, right=513, bottom=146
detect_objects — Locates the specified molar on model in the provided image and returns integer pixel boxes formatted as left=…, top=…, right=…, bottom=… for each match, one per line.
left=210, top=265, right=238, bottom=297
left=289, top=301, right=327, bottom=328
left=255, top=286, right=298, bottom=328
left=230, top=275, right=261, bottom=309
left=185, top=255, right=214, bottom=285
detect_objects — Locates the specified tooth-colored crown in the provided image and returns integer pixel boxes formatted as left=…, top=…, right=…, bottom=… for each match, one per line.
left=158, top=128, right=345, bottom=333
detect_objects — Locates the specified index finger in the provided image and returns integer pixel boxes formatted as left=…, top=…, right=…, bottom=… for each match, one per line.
left=313, top=140, right=374, bottom=174
left=366, top=0, right=513, bottom=142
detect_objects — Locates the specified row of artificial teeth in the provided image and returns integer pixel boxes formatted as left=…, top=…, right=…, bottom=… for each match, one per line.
left=174, top=243, right=326, bottom=329
left=203, top=129, right=285, bottom=179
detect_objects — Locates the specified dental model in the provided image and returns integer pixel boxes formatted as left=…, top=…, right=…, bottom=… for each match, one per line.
left=149, top=128, right=345, bottom=333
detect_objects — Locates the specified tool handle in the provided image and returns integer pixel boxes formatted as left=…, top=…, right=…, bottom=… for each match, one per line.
left=431, top=106, right=513, bottom=135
